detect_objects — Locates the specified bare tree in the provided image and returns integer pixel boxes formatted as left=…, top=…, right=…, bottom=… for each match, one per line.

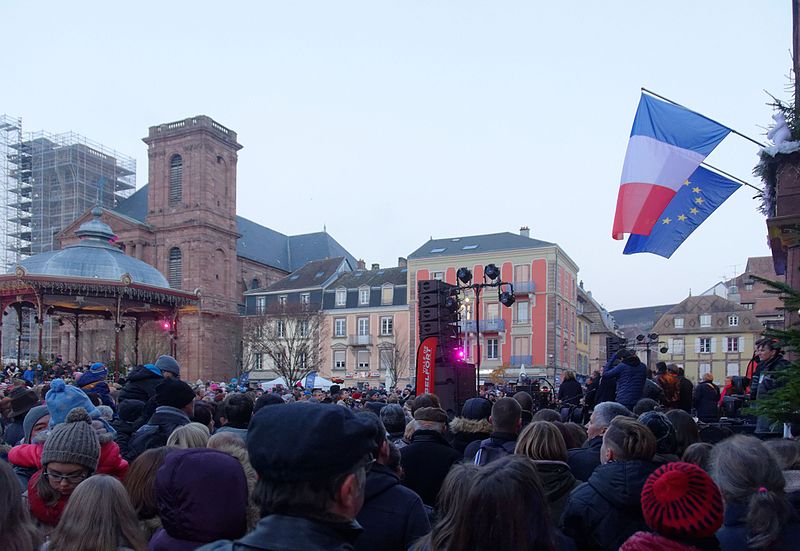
left=242, top=304, right=327, bottom=386
left=380, top=331, right=409, bottom=389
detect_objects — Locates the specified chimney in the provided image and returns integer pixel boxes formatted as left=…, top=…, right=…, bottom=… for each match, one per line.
left=371, top=263, right=380, bottom=271
left=398, top=257, right=407, bottom=268
left=356, top=259, right=366, bottom=270
left=520, top=226, right=530, bottom=238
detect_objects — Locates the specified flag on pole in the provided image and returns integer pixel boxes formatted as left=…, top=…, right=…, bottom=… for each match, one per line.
left=623, top=166, right=739, bottom=258
left=612, top=94, right=731, bottom=240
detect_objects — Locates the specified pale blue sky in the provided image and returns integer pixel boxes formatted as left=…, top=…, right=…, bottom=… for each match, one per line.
left=3, top=1, right=791, bottom=309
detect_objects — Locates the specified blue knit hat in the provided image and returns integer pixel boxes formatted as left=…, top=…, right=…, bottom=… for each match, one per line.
left=46, top=378, right=100, bottom=426
left=89, top=362, right=107, bottom=376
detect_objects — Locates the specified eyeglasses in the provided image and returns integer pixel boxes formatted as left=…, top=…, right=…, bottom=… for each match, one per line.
left=45, top=470, right=88, bottom=485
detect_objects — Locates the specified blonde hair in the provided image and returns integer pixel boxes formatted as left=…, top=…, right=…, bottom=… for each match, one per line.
left=515, top=421, right=568, bottom=462
left=48, top=474, right=147, bottom=551
left=167, top=422, right=210, bottom=448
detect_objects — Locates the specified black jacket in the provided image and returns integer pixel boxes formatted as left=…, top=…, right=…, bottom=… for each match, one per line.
left=558, top=379, right=583, bottom=406
left=642, top=378, right=665, bottom=403
left=693, top=381, right=720, bottom=423
left=716, top=501, right=800, bottom=551
left=400, top=430, right=462, bottom=507
left=198, top=514, right=363, bottom=551
left=595, top=376, right=617, bottom=405
left=534, top=460, right=580, bottom=524
left=463, top=431, right=517, bottom=464
left=567, top=435, right=603, bottom=482
left=354, top=464, right=430, bottom=551
left=560, top=460, right=659, bottom=551
left=126, top=406, right=190, bottom=460
left=677, top=376, right=694, bottom=413
left=111, top=418, right=138, bottom=459
left=118, top=366, right=164, bottom=403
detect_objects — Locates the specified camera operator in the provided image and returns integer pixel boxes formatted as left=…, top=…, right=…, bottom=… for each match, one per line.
left=751, top=337, right=791, bottom=433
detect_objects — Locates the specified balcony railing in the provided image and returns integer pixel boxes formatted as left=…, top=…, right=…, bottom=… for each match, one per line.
left=509, top=355, right=533, bottom=367
left=348, top=335, right=372, bottom=346
left=460, top=319, right=506, bottom=332
left=513, top=281, right=536, bottom=293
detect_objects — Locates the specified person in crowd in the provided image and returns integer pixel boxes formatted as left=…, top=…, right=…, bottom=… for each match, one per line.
left=252, top=392, right=284, bottom=413
left=401, top=406, right=462, bottom=507
left=354, top=412, right=430, bottom=551
left=380, top=403, right=410, bottom=450
left=166, top=422, right=210, bottom=448
left=620, top=462, right=724, bottom=551
left=712, top=435, right=800, bottom=550
left=215, top=393, right=253, bottom=441
left=532, top=408, right=563, bottom=423
left=584, top=371, right=601, bottom=410
left=765, top=438, right=800, bottom=511
left=207, top=432, right=260, bottom=531
left=665, top=409, right=699, bottom=457
left=657, top=363, right=682, bottom=410
left=676, top=367, right=694, bottom=414
left=642, top=368, right=666, bottom=404
left=46, top=474, right=147, bottom=551
left=596, top=355, right=619, bottom=405
left=150, top=448, right=248, bottom=550
left=23, top=364, right=35, bottom=385
left=693, top=372, right=721, bottom=423
left=0, top=459, right=40, bottom=550
left=558, top=369, right=583, bottom=406
left=601, top=349, right=648, bottom=411
left=411, top=462, right=477, bottom=551
left=192, top=401, right=216, bottom=434
left=465, top=397, right=522, bottom=465
left=12, top=405, right=51, bottom=490
left=638, top=411, right=679, bottom=464
left=126, top=379, right=195, bottom=460
left=446, top=455, right=559, bottom=551
left=682, top=442, right=714, bottom=472
left=113, top=399, right=145, bottom=458
left=512, top=391, right=535, bottom=427
left=75, top=362, right=115, bottom=409
left=199, top=401, right=378, bottom=550
left=118, top=364, right=164, bottom=403
left=124, top=446, right=173, bottom=541
left=154, top=355, right=181, bottom=379
left=568, top=401, right=634, bottom=482
left=751, top=338, right=792, bottom=432
left=3, top=386, right=39, bottom=445
left=633, top=398, right=659, bottom=416
left=515, top=421, right=580, bottom=523
left=561, top=417, right=659, bottom=550
left=553, top=420, right=587, bottom=450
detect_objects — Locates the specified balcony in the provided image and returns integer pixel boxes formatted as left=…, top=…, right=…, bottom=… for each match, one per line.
left=513, top=281, right=536, bottom=294
left=460, top=319, right=506, bottom=332
left=348, top=335, right=372, bottom=346
left=509, top=355, right=533, bottom=367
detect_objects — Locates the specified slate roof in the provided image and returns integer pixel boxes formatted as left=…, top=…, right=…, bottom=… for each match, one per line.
left=330, top=266, right=408, bottom=289
left=249, top=257, right=348, bottom=294
left=664, top=295, right=747, bottom=315
left=113, top=184, right=356, bottom=272
left=408, top=232, right=555, bottom=260
left=611, top=304, right=677, bottom=328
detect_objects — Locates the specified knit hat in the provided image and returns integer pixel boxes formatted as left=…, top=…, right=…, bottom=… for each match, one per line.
left=155, top=355, right=181, bottom=377
left=638, top=411, right=677, bottom=455
left=89, top=362, right=106, bottom=375
left=41, top=408, right=101, bottom=471
left=641, top=462, right=723, bottom=539
left=461, top=397, right=492, bottom=421
left=413, top=407, right=448, bottom=423
left=155, top=378, right=195, bottom=409
left=22, top=404, right=50, bottom=443
left=46, top=378, right=99, bottom=426
left=118, top=399, right=145, bottom=422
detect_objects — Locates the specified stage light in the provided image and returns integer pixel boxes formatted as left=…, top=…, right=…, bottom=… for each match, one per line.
left=445, top=295, right=458, bottom=310
left=660, top=346, right=669, bottom=354
left=457, top=267, right=473, bottom=284
left=162, top=320, right=171, bottom=331
left=484, top=263, right=500, bottom=280
left=636, top=334, right=645, bottom=342
left=499, top=291, right=515, bottom=307
left=648, top=333, right=659, bottom=341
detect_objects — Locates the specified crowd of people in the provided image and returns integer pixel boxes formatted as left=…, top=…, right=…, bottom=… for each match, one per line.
left=0, top=342, right=798, bottom=550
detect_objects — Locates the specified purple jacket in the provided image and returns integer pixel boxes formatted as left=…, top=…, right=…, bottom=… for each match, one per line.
left=148, top=448, right=248, bottom=551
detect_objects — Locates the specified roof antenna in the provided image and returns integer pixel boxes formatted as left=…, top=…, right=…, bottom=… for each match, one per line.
left=323, top=223, right=327, bottom=233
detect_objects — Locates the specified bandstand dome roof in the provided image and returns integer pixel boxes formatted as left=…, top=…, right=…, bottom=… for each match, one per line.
left=17, top=208, right=170, bottom=288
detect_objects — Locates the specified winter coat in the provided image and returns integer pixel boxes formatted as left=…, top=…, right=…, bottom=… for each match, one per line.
left=602, top=358, right=647, bottom=409
left=464, top=431, right=517, bottom=465
left=560, top=459, right=660, bottom=551
left=354, top=463, right=430, bottom=551
left=677, top=377, right=694, bottom=413
left=197, top=515, right=363, bottom=551
left=126, top=406, right=190, bottom=461
left=8, top=440, right=128, bottom=480
left=558, top=379, right=583, bottom=406
left=448, top=417, right=492, bottom=456
left=693, top=381, right=720, bottom=423
left=27, top=469, right=68, bottom=528
left=118, top=366, right=164, bottom=403
left=215, top=426, right=248, bottom=441
left=400, top=429, right=462, bottom=507
left=716, top=501, right=800, bottom=551
left=595, top=376, right=617, bottom=405
left=150, top=448, right=247, bottom=550
left=643, top=379, right=666, bottom=403
left=567, top=435, right=603, bottom=482
left=621, top=531, right=721, bottom=551
left=111, top=418, right=138, bottom=459
left=584, top=379, right=599, bottom=409
left=534, top=460, right=580, bottom=524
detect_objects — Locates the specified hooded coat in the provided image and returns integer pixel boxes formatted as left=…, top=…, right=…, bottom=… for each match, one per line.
left=400, top=429, right=462, bottom=507
left=602, top=357, right=647, bottom=409
left=149, top=448, right=247, bottom=551
left=448, top=417, right=492, bottom=456
left=126, top=406, right=190, bottom=461
left=534, top=460, right=580, bottom=524
left=354, top=463, right=430, bottom=551
left=118, top=365, right=164, bottom=403
left=560, top=460, right=659, bottom=551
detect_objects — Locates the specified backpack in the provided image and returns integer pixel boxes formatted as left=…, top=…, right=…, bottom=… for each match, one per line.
left=474, top=438, right=517, bottom=466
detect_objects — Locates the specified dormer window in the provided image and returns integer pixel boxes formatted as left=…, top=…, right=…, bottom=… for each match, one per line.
left=381, top=284, right=394, bottom=305
left=359, top=286, right=370, bottom=306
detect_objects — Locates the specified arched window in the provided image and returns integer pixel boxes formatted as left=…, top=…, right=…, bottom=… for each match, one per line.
left=169, top=154, right=183, bottom=205
left=168, top=247, right=182, bottom=288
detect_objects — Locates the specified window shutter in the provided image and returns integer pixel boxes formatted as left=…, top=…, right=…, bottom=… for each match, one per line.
left=738, top=337, right=744, bottom=353
left=695, top=338, right=701, bottom=353
left=710, top=338, right=717, bottom=353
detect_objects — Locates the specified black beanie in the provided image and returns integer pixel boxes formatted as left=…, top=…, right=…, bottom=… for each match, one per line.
left=155, top=379, right=195, bottom=409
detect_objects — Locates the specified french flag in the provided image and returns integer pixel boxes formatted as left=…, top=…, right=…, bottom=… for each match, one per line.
left=612, top=94, right=730, bottom=240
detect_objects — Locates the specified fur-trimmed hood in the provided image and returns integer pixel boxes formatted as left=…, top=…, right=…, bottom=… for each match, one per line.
left=449, top=417, right=493, bottom=434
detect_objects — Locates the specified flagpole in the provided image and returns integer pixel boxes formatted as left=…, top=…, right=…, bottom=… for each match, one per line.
left=641, top=88, right=767, bottom=149
left=700, top=162, right=762, bottom=192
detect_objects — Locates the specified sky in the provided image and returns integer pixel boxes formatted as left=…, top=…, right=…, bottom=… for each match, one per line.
left=2, top=1, right=792, bottom=311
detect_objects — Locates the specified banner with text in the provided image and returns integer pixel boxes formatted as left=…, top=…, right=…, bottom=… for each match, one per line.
left=416, top=336, right=438, bottom=396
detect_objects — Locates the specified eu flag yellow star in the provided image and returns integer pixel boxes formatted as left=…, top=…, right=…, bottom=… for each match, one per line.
left=690, top=207, right=699, bottom=215
left=692, top=187, right=701, bottom=193
left=677, top=214, right=687, bottom=221
left=683, top=180, right=690, bottom=186
left=662, top=217, right=672, bottom=224
left=694, top=197, right=704, bottom=205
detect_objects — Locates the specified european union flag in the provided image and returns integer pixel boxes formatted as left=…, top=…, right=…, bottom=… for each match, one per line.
left=623, top=166, right=740, bottom=258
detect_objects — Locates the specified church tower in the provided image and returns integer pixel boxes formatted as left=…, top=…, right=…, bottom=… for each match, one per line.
left=143, top=116, right=244, bottom=380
